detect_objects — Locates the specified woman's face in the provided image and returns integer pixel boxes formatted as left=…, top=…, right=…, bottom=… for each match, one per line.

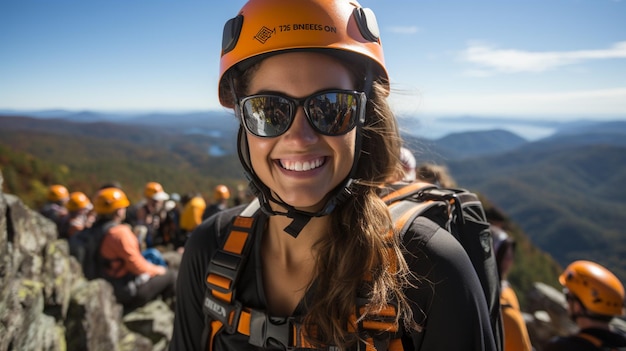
left=245, top=52, right=357, bottom=212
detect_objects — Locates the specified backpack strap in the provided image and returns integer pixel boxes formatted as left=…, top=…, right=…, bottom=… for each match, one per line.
left=203, top=199, right=259, bottom=348
left=380, top=181, right=438, bottom=205
left=350, top=197, right=445, bottom=351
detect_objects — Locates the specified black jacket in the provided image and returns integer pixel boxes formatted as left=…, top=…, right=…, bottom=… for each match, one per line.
left=170, top=205, right=497, bottom=350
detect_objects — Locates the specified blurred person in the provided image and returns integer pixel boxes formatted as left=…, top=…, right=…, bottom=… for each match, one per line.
left=492, top=226, right=533, bottom=351
left=178, top=192, right=206, bottom=249
left=59, top=191, right=95, bottom=239
left=399, top=146, right=417, bottom=182
left=201, top=184, right=230, bottom=220
left=159, top=192, right=182, bottom=249
left=131, top=181, right=169, bottom=249
left=93, top=187, right=177, bottom=313
left=40, top=184, right=70, bottom=233
left=544, top=260, right=626, bottom=351
left=415, top=162, right=457, bottom=188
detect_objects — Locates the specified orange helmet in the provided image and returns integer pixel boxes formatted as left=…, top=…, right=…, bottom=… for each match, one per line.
left=560, top=260, right=625, bottom=317
left=218, top=0, right=388, bottom=107
left=93, top=188, right=130, bottom=215
left=214, top=185, right=231, bottom=201
left=47, top=185, right=69, bottom=202
left=144, top=182, right=168, bottom=201
left=66, top=191, right=92, bottom=212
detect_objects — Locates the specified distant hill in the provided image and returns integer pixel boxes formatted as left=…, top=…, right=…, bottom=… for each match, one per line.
left=401, top=129, right=528, bottom=163
left=0, top=115, right=245, bottom=205
left=445, top=121, right=626, bottom=282
left=435, top=129, right=527, bottom=158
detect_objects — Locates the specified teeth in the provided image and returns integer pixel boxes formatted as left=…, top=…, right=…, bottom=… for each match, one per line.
left=281, top=158, right=324, bottom=171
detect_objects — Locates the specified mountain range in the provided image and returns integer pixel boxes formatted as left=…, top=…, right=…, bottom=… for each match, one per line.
left=1, top=111, right=625, bottom=287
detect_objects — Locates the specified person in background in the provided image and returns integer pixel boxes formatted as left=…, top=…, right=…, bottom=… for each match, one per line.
left=233, top=183, right=254, bottom=207
left=160, top=192, right=182, bottom=249
left=132, top=181, right=169, bottom=249
left=399, top=146, right=417, bottom=182
left=171, top=0, right=497, bottom=349
left=40, top=184, right=70, bottom=234
left=93, top=187, right=177, bottom=313
left=59, top=191, right=95, bottom=239
left=177, top=192, right=206, bottom=249
left=492, top=226, right=533, bottom=351
left=415, top=162, right=457, bottom=188
left=201, top=184, right=230, bottom=220
left=544, top=260, right=626, bottom=351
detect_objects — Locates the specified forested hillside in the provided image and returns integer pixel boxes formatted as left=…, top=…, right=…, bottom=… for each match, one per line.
left=0, top=115, right=244, bottom=207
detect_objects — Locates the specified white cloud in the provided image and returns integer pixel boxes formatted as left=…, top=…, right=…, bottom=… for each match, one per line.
left=460, top=41, right=626, bottom=74
left=387, top=26, right=420, bottom=34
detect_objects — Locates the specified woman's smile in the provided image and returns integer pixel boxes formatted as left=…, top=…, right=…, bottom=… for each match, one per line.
left=278, top=156, right=326, bottom=172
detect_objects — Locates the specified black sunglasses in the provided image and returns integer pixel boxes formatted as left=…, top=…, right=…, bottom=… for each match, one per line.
left=238, top=89, right=366, bottom=138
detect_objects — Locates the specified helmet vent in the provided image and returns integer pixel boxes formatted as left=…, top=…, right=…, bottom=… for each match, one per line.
left=353, top=7, right=380, bottom=42
left=222, top=15, right=244, bottom=55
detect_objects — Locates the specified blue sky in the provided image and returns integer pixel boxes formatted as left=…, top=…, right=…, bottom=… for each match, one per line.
left=1, top=0, right=625, bottom=121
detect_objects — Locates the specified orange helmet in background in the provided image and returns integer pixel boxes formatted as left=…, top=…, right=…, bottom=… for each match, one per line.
left=94, top=188, right=130, bottom=215
left=218, top=0, right=388, bottom=107
left=47, top=185, right=69, bottom=202
left=144, top=182, right=169, bottom=201
left=560, top=260, right=625, bottom=317
left=66, top=192, right=92, bottom=212
left=214, top=185, right=231, bottom=201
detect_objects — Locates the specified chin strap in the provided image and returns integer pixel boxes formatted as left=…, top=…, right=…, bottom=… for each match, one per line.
left=237, top=126, right=360, bottom=238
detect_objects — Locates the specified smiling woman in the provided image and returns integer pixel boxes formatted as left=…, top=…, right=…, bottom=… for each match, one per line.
left=170, top=1, right=498, bottom=350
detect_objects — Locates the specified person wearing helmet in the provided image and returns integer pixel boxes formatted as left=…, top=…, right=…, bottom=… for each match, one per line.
left=201, top=184, right=231, bottom=221
left=492, top=226, right=533, bottom=351
left=177, top=191, right=207, bottom=249
left=58, top=191, right=95, bottom=239
left=131, top=181, right=170, bottom=249
left=544, top=260, right=626, bottom=351
left=93, top=187, right=176, bottom=313
left=40, top=184, right=70, bottom=234
left=171, top=1, right=496, bottom=350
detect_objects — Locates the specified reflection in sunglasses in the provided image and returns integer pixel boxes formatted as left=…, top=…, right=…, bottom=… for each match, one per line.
left=239, top=90, right=365, bottom=138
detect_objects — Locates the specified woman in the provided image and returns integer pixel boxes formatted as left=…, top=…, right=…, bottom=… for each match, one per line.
left=171, top=0, right=496, bottom=350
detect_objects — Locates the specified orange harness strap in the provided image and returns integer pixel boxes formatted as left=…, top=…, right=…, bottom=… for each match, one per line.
left=204, top=199, right=410, bottom=350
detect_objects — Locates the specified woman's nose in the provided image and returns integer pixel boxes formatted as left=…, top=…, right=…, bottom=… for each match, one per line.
left=283, top=107, right=319, bottom=144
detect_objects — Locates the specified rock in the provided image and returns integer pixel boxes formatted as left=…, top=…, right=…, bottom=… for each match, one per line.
left=0, top=170, right=175, bottom=350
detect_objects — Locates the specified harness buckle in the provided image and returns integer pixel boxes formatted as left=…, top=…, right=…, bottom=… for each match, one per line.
left=248, top=309, right=295, bottom=349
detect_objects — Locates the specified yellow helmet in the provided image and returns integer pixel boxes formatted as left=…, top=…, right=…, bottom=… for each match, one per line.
left=214, top=185, right=231, bottom=201
left=93, top=188, right=130, bottom=215
left=47, top=184, right=69, bottom=202
left=218, top=0, right=388, bottom=107
left=66, top=191, right=92, bottom=212
left=144, top=182, right=168, bottom=201
left=560, top=260, right=625, bottom=317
